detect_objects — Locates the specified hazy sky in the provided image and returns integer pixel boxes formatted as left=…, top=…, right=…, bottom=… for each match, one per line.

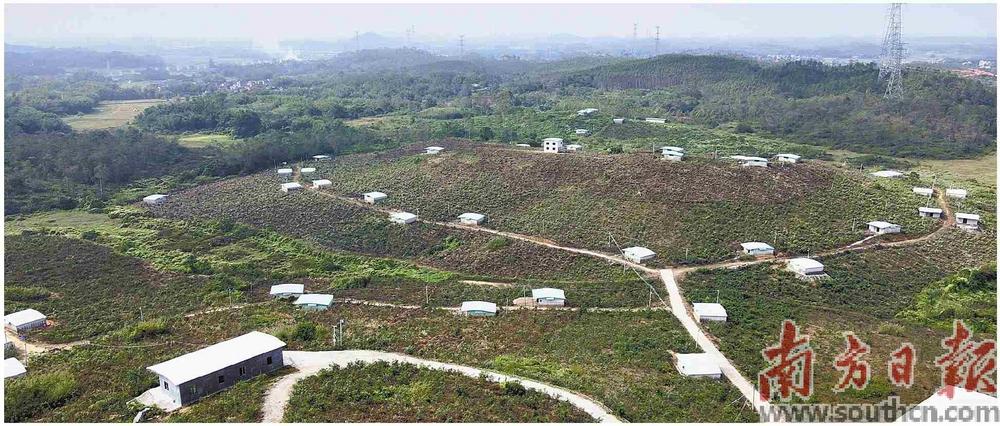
left=5, top=2, right=997, bottom=47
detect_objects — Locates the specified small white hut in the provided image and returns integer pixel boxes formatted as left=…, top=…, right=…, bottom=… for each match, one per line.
left=277, top=168, right=293, bottom=176
left=867, top=221, right=902, bottom=234
left=613, top=118, right=625, bottom=124
left=458, top=213, right=485, bottom=225
left=662, top=151, right=684, bottom=161
left=946, top=188, right=968, bottom=199
left=644, top=118, right=666, bottom=124
left=461, top=301, right=498, bottom=317
left=741, top=242, right=775, bottom=256
left=280, top=182, right=303, bottom=193
left=955, top=213, right=980, bottom=230
left=143, top=194, right=168, bottom=205
left=870, top=170, right=904, bottom=178
left=293, top=294, right=334, bottom=311
left=269, top=284, right=305, bottom=299
left=566, top=144, right=584, bottom=152
left=4, top=309, right=47, bottom=333
left=674, top=353, right=721, bottom=379
left=389, top=212, right=418, bottom=225
left=425, top=146, right=445, bottom=155
left=692, top=303, right=728, bottom=322
left=622, top=246, right=655, bottom=264
left=574, top=129, right=589, bottom=136
left=300, top=167, right=316, bottom=175
left=542, top=138, right=565, bottom=153
left=4, top=358, right=27, bottom=379
left=312, top=179, right=332, bottom=189
left=787, top=258, right=827, bottom=279
left=661, top=146, right=685, bottom=153
left=912, top=187, right=934, bottom=197
left=577, top=108, right=598, bottom=116
left=775, top=153, right=801, bottom=163
left=918, top=207, right=943, bottom=219
left=531, top=288, right=566, bottom=307
left=363, top=191, right=387, bottom=204
left=312, top=154, right=331, bottom=161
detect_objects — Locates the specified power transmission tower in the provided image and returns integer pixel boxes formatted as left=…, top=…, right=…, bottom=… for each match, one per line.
left=459, top=34, right=465, bottom=56
left=877, top=3, right=904, bottom=98
left=354, top=30, right=360, bottom=51
left=632, top=23, right=638, bottom=56
left=654, top=26, right=661, bottom=56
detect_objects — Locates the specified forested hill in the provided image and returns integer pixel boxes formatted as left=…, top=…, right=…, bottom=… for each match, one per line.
left=558, top=54, right=996, bottom=158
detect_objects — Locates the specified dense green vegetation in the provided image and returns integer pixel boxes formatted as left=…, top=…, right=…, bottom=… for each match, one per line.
left=4, top=371, right=79, bottom=422
left=284, top=361, right=594, bottom=422
left=897, top=262, right=997, bottom=333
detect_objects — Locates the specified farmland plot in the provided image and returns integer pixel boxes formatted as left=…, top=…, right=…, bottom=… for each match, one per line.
left=150, top=173, right=636, bottom=281
left=310, top=141, right=936, bottom=264
left=680, top=228, right=996, bottom=406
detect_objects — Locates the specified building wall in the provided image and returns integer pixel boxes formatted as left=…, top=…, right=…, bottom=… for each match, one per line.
left=174, top=348, right=284, bottom=405
left=7, top=318, right=47, bottom=333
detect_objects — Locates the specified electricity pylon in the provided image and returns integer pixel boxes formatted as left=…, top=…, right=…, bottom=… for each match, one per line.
left=878, top=3, right=904, bottom=98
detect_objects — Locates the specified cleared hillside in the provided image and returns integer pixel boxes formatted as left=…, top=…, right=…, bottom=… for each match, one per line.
left=297, top=141, right=938, bottom=264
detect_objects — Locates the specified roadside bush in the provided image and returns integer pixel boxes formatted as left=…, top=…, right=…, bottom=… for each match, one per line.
left=4, top=371, right=78, bottom=422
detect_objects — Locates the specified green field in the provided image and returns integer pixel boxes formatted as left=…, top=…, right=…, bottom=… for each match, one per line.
left=176, top=133, right=237, bottom=149
left=63, top=99, right=166, bottom=130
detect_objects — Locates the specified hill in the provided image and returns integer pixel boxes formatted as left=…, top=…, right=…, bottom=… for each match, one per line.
left=556, top=55, right=996, bottom=158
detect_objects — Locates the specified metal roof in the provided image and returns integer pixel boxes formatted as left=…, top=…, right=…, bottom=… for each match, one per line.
left=955, top=213, right=981, bottom=220
left=4, top=309, right=46, bottom=327
left=390, top=212, right=418, bottom=221
left=918, top=207, right=943, bottom=213
left=364, top=191, right=387, bottom=199
left=458, top=213, right=485, bottom=221
left=280, top=182, right=302, bottom=190
left=622, top=246, right=655, bottom=259
left=740, top=242, right=773, bottom=251
left=661, top=146, right=685, bottom=152
left=787, top=257, right=824, bottom=271
left=532, top=288, right=566, bottom=300
left=946, top=188, right=968, bottom=196
left=143, top=194, right=168, bottom=202
left=693, top=303, right=728, bottom=318
left=776, top=153, right=801, bottom=159
left=543, top=137, right=564, bottom=143
left=312, top=155, right=330, bottom=160
left=426, top=146, right=445, bottom=150
left=269, top=284, right=304, bottom=295
left=312, top=179, right=332, bottom=186
left=277, top=168, right=293, bottom=174
left=301, top=167, right=316, bottom=173
left=4, top=358, right=26, bottom=378
left=460, top=301, right=497, bottom=313
left=867, top=221, right=899, bottom=228
left=147, top=331, right=285, bottom=385
left=870, top=170, right=903, bottom=178
left=294, top=294, right=334, bottom=306
left=912, top=187, right=933, bottom=194
left=675, top=353, right=721, bottom=376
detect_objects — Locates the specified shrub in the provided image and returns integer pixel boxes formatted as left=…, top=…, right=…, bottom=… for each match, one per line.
left=501, top=380, right=527, bottom=396
left=127, top=319, right=169, bottom=342
left=485, top=237, right=511, bottom=251
left=4, top=371, right=78, bottom=422
left=5, top=286, right=51, bottom=302
left=80, top=230, right=99, bottom=241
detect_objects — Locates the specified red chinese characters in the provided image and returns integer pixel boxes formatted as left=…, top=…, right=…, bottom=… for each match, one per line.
left=934, top=320, right=997, bottom=398
left=759, top=320, right=814, bottom=402
left=833, top=332, right=871, bottom=392
left=887, top=343, right=916, bottom=388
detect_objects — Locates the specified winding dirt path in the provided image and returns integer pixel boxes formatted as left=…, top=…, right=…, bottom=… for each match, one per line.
left=261, top=350, right=622, bottom=423
left=4, top=329, right=89, bottom=355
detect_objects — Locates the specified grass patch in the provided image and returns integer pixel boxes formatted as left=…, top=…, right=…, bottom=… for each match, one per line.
left=63, top=99, right=166, bottom=130
left=175, top=133, right=237, bottom=149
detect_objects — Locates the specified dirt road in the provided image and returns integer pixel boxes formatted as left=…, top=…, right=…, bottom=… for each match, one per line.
left=261, top=350, right=622, bottom=423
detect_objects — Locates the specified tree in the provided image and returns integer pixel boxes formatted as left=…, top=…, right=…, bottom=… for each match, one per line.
left=227, top=109, right=263, bottom=138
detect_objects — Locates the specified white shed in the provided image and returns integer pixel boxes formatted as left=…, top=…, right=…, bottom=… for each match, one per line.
left=787, top=258, right=826, bottom=279
left=692, top=303, right=728, bottom=322
left=918, top=207, right=943, bottom=219
left=531, top=288, right=566, bottom=307
left=4, top=358, right=27, bottom=379
left=622, top=246, right=656, bottom=264
left=662, top=151, right=684, bottom=161
left=458, top=213, right=485, bottom=225
left=4, top=309, right=47, bottom=333
left=143, top=194, right=168, bottom=205
left=542, top=137, right=565, bottom=153
left=644, top=118, right=666, bottom=124
left=661, top=146, right=685, bottom=153
left=311, top=179, right=332, bottom=189
left=425, top=146, right=445, bottom=155
left=741, top=242, right=775, bottom=256
left=912, top=187, right=934, bottom=197
left=566, top=144, right=584, bottom=152
left=870, top=170, right=904, bottom=178
left=577, top=108, right=598, bottom=116
left=280, top=182, right=303, bottom=193
left=363, top=191, right=387, bottom=204
left=775, top=153, right=801, bottom=163
left=574, top=129, right=589, bottom=136
left=277, top=168, right=293, bottom=176
left=613, top=118, right=625, bottom=124
left=674, top=353, right=721, bottom=379
left=293, top=294, right=334, bottom=310
left=389, top=212, right=418, bottom=225
left=867, top=221, right=901, bottom=234
left=312, top=155, right=331, bottom=161
left=740, top=156, right=769, bottom=168
left=461, top=301, right=498, bottom=317
left=946, top=188, right=968, bottom=199
left=300, top=167, right=316, bottom=174
left=955, top=213, right=980, bottom=229
left=515, top=143, right=532, bottom=148
left=269, top=284, right=305, bottom=299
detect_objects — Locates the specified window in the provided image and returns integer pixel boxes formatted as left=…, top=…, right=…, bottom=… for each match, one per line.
left=218, top=375, right=225, bottom=384
left=163, top=381, right=169, bottom=390
left=239, top=366, right=246, bottom=376
left=266, top=356, right=273, bottom=365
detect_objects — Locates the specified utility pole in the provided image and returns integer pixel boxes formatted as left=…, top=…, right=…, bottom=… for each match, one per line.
left=877, top=3, right=904, bottom=98
left=654, top=26, right=661, bottom=56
